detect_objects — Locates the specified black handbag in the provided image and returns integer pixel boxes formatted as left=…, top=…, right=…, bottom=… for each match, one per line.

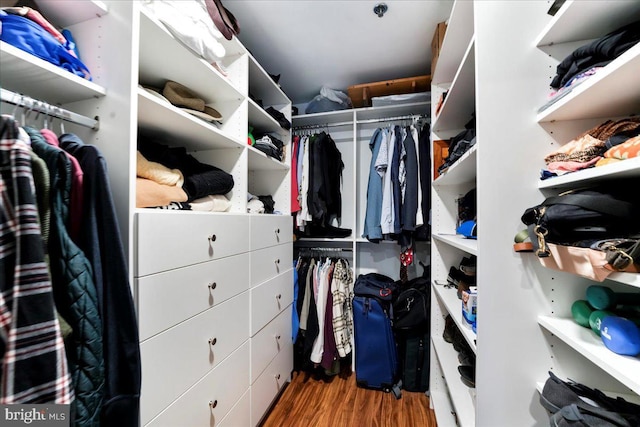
left=521, top=187, right=640, bottom=258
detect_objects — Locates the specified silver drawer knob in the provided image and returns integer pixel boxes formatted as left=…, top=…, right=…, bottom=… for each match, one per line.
left=275, top=228, right=280, bottom=234
left=275, top=259, right=280, bottom=265
left=275, top=374, right=281, bottom=380
left=208, top=337, right=217, bottom=346
left=275, top=334, right=281, bottom=340
left=209, top=400, right=218, bottom=408
left=208, top=282, right=217, bottom=290
left=208, top=234, right=217, bottom=242
left=276, top=294, right=282, bottom=300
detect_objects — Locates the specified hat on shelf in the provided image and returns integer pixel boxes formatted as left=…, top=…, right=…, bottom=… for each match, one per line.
left=162, top=80, right=223, bottom=123
left=204, top=0, right=240, bottom=41
left=140, top=85, right=171, bottom=104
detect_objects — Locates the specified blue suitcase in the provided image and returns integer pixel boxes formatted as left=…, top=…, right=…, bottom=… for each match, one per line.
left=352, top=273, right=402, bottom=398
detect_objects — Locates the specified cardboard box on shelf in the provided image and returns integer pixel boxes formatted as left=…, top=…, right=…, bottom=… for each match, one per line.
left=433, top=139, right=449, bottom=179
left=347, top=75, right=431, bottom=108
left=431, top=21, right=447, bottom=75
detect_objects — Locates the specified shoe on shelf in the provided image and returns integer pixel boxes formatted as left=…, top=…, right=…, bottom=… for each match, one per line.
left=458, top=365, right=475, bottom=388
left=443, top=314, right=456, bottom=343
left=458, top=349, right=476, bottom=366
left=459, top=256, right=477, bottom=276
left=550, top=402, right=633, bottom=427
left=540, top=371, right=640, bottom=418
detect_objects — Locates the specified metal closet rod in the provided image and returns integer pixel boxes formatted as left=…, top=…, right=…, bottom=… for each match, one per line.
left=293, top=113, right=429, bottom=131
left=297, top=247, right=353, bottom=252
left=0, top=88, right=100, bottom=130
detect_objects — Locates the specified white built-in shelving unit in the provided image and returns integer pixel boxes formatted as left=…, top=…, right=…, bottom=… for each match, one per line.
left=429, top=1, right=640, bottom=426
left=1, top=1, right=294, bottom=426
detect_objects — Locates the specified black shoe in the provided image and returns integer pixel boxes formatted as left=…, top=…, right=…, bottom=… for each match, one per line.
left=458, top=350, right=475, bottom=366
left=550, top=402, right=633, bottom=427
left=459, top=256, right=477, bottom=276
left=458, top=365, right=475, bottom=388
left=443, top=314, right=456, bottom=343
left=540, top=371, right=640, bottom=417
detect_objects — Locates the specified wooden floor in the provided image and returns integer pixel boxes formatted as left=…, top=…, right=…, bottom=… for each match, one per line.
left=260, top=370, right=438, bottom=427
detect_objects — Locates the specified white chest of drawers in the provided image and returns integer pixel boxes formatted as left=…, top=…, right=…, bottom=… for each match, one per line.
left=136, top=213, right=293, bottom=426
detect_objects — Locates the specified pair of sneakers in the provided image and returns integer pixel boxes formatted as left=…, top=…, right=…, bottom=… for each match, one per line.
left=540, top=371, right=640, bottom=426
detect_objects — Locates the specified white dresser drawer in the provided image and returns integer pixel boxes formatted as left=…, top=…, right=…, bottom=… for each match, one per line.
left=140, top=292, right=250, bottom=425
left=136, top=211, right=250, bottom=276
left=138, top=252, right=250, bottom=341
left=250, top=215, right=292, bottom=250
left=218, top=389, right=250, bottom=427
left=146, top=342, right=250, bottom=427
left=251, top=243, right=292, bottom=286
left=250, top=270, right=293, bottom=336
left=251, top=305, right=292, bottom=384
left=250, top=344, right=293, bottom=427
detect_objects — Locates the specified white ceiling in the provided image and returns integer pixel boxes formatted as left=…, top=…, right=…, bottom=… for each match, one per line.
left=225, top=0, right=454, bottom=105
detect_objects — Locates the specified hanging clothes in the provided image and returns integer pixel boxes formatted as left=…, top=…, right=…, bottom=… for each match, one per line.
left=26, top=126, right=105, bottom=426
left=294, top=131, right=350, bottom=238
left=0, top=115, right=73, bottom=405
left=293, top=255, right=353, bottom=375
left=363, top=121, right=431, bottom=245
left=59, top=134, right=141, bottom=427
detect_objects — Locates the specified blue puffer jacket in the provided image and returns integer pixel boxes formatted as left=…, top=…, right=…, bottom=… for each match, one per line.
left=27, top=127, right=104, bottom=426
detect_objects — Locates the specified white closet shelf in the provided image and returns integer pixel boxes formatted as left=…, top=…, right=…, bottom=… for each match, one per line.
left=431, top=0, right=474, bottom=85
left=536, top=42, right=640, bottom=123
left=429, top=388, right=457, bottom=427
left=432, top=37, right=475, bottom=133
left=355, top=102, right=430, bottom=121
left=538, top=158, right=640, bottom=190
left=606, top=272, right=640, bottom=289
left=534, top=0, right=640, bottom=48
left=433, top=145, right=477, bottom=186
left=248, top=99, right=289, bottom=138
left=138, top=8, right=243, bottom=104
left=0, top=42, right=106, bottom=105
left=137, top=89, right=243, bottom=151
left=35, top=0, right=108, bottom=28
left=433, top=234, right=478, bottom=256
left=433, top=283, right=477, bottom=352
left=247, top=146, right=289, bottom=171
left=432, top=335, right=476, bottom=427
left=538, top=316, right=640, bottom=395
left=248, top=54, right=290, bottom=108
left=292, top=110, right=354, bottom=127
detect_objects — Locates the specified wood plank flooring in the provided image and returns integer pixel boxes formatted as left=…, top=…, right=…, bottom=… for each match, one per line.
left=260, top=370, right=437, bottom=427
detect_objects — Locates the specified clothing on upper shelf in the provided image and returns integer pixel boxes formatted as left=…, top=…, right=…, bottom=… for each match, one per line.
left=550, top=19, right=640, bottom=90
left=540, top=117, right=640, bottom=179
left=0, top=9, right=92, bottom=80
left=0, top=115, right=141, bottom=427
left=137, top=137, right=234, bottom=206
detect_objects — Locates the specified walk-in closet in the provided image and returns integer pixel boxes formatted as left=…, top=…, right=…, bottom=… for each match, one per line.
left=1, top=1, right=640, bottom=426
